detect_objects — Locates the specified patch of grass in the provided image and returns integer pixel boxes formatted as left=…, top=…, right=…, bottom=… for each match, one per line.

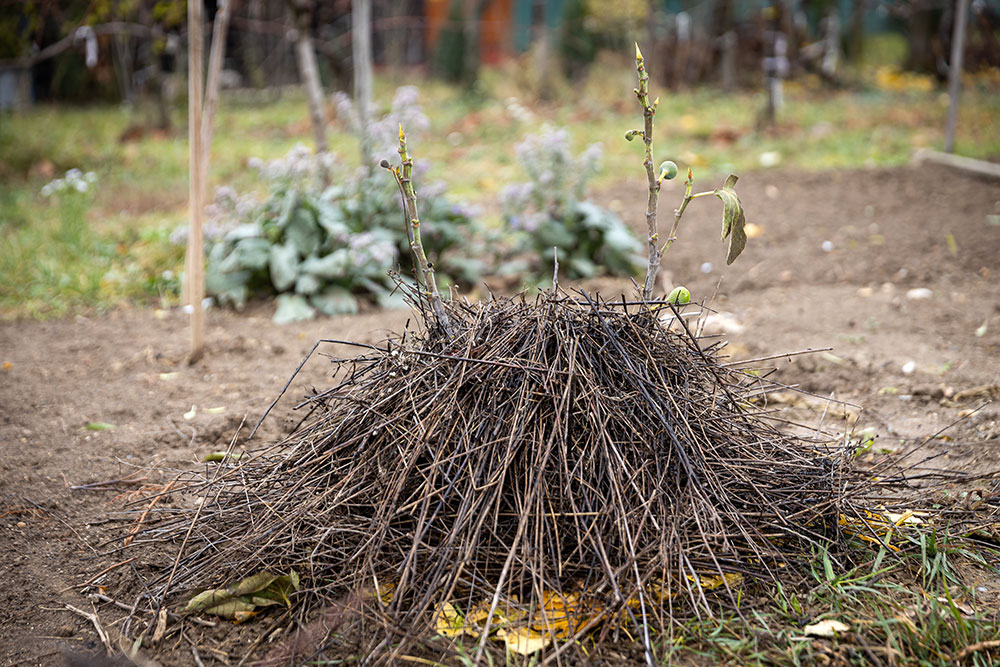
left=653, top=528, right=1000, bottom=666
left=346, top=522, right=999, bottom=665
left=2, top=60, right=998, bottom=319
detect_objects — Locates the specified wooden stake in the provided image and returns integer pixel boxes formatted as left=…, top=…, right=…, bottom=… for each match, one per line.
left=944, top=0, right=970, bottom=154
left=186, top=0, right=206, bottom=363
left=292, top=5, right=328, bottom=155
left=202, top=0, right=233, bottom=154
left=353, top=0, right=374, bottom=169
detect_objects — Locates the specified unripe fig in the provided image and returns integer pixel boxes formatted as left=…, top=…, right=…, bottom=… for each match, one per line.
left=666, top=285, right=690, bottom=305
left=659, top=160, right=679, bottom=180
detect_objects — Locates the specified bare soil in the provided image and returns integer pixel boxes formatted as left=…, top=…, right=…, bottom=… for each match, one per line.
left=1, top=165, right=998, bottom=665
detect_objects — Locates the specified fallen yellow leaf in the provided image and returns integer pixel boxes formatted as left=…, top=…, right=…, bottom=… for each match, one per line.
left=498, top=626, right=551, bottom=655
left=692, top=572, right=743, bottom=590
left=434, top=601, right=467, bottom=638
left=803, top=619, right=850, bottom=637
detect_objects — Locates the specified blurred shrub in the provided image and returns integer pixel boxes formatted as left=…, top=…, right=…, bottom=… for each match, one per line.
left=434, top=0, right=468, bottom=84
left=332, top=85, right=431, bottom=162
left=191, top=145, right=482, bottom=323
left=501, top=125, right=641, bottom=280
left=559, top=0, right=647, bottom=77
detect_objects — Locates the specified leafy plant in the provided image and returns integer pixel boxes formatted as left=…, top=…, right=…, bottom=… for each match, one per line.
left=197, top=143, right=482, bottom=323
left=501, top=124, right=642, bottom=280
left=629, top=43, right=747, bottom=301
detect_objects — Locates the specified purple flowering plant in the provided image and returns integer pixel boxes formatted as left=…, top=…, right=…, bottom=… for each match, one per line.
left=201, top=114, right=481, bottom=322
left=501, top=125, right=642, bottom=280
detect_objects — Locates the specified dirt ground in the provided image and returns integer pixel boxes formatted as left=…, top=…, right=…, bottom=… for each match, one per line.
left=1, top=165, right=998, bottom=666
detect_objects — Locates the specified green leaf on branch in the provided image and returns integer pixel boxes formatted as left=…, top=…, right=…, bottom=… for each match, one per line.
left=714, top=174, right=747, bottom=265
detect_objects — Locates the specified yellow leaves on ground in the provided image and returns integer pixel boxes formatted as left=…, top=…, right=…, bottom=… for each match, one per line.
left=693, top=572, right=743, bottom=590
left=874, top=66, right=934, bottom=93
left=434, top=576, right=743, bottom=655
left=627, top=572, right=743, bottom=608
left=838, top=508, right=926, bottom=551
left=433, top=591, right=605, bottom=655
left=433, top=602, right=467, bottom=638
left=497, top=627, right=552, bottom=655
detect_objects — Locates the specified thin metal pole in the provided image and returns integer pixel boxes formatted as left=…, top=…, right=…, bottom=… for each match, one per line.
left=944, top=0, right=970, bottom=154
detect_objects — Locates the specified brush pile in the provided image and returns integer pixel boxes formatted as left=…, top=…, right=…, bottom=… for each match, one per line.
left=126, top=287, right=874, bottom=661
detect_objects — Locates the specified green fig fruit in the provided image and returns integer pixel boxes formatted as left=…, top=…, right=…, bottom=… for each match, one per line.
left=658, top=160, right=679, bottom=180
left=666, top=285, right=691, bottom=305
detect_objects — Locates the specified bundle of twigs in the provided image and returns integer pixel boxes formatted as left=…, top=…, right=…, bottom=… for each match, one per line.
left=106, top=51, right=1000, bottom=667
left=122, top=284, right=879, bottom=662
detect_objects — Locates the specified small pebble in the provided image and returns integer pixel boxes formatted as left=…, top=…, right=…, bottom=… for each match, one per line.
left=906, top=287, right=933, bottom=300
left=759, top=151, right=781, bottom=167
left=821, top=240, right=834, bottom=252
left=16, top=521, right=26, bottom=528
left=856, top=287, right=874, bottom=298
left=700, top=262, right=713, bottom=274
left=901, top=360, right=916, bottom=375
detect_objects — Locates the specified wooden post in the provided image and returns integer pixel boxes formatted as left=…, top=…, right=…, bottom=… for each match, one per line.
left=944, top=0, right=970, bottom=154
left=353, top=0, right=374, bottom=169
left=186, top=0, right=206, bottom=363
left=203, top=0, right=233, bottom=154
left=291, top=1, right=328, bottom=155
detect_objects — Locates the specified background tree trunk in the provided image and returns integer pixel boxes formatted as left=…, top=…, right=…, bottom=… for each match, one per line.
left=353, top=0, right=374, bottom=169
left=290, top=0, right=328, bottom=154
left=203, top=0, right=234, bottom=151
